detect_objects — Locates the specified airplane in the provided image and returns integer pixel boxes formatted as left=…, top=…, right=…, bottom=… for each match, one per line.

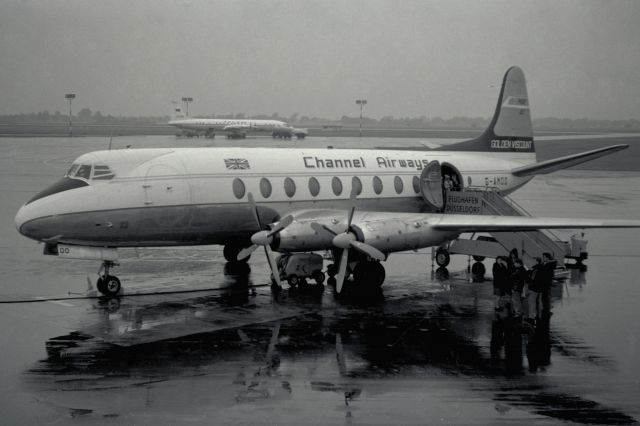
left=15, top=66, right=640, bottom=297
left=168, top=105, right=308, bottom=140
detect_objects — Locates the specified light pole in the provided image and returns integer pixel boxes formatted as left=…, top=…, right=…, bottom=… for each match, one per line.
left=355, top=99, right=367, bottom=138
left=65, top=93, right=75, bottom=137
left=182, top=97, right=193, bottom=117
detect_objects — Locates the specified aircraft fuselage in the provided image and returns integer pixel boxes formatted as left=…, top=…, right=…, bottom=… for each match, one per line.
left=15, top=147, right=534, bottom=248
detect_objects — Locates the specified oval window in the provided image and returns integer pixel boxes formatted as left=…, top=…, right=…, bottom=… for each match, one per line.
left=308, top=177, right=320, bottom=197
left=260, top=178, right=272, bottom=198
left=331, top=177, right=343, bottom=196
left=232, top=178, right=245, bottom=199
left=394, top=176, right=404, bottom=194
left=372, top=176, right=383, bottom=195
left=351, top=176, right=363, bottom=196
left=412, top=176, right=420, bottom=193
left=284, top=177, right=296, bottom=198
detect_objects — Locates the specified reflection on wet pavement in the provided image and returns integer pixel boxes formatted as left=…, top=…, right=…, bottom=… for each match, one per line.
left=23, top=265, right=638, bottom=425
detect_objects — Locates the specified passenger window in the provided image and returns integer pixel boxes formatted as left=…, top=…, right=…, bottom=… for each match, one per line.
left=394, top=176, right=404, bottom=194
left=372, top=176, right=383, bottom=195
left=260, top=178, right=272, bottom=198
left=232, top=178, right=245, bottom=199
left=351, top=176, right=362, bottom=196
left=284, top=177, right=296, bottom=198
left=331, top=177, right=343, bottom=196
left=412, top=176, right=420, bottom=193
left=75, top=165, right=92, bottom=180
left=308, top=177, right=320, bottom=197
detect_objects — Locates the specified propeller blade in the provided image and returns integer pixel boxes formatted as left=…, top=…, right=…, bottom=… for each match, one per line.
left=263, top=246, right=282, bottom=288
left=267, top=215, right=294, bottom=237
left=335, top=249, right=349, bottom=294
left=350, top=241, right=386, bottom=261
left=237, top=244, right=259, bottom=260
left=346, top=184, right=358, bottom=229
left=247, top=192, right=262, bottom=229
left=310, top=222, right=338, bottom=236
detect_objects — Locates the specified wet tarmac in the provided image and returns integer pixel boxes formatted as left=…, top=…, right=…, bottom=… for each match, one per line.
left=1, top=135, right=640, bottom=424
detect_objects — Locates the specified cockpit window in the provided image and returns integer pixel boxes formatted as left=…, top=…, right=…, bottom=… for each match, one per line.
left=92, top=164, right=115, bottom=180
left=65, top=163, right=115, bottom=181
left=66, top=164, right=80, bottom=177
left=76, top=165, right=92, bottom=179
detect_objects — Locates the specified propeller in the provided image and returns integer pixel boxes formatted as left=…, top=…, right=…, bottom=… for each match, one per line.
left=311, top=182, right=385, bottom=293
left=237, top=193, right=293, bottom=288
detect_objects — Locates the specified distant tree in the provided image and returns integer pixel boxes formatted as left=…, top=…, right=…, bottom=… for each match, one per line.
left=77, top=108, right=93, bottom=121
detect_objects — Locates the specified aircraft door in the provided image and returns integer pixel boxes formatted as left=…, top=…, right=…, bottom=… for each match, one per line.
left=143, top=164, right=193, bottom=227
left=419, top=161, right=444, bottom=211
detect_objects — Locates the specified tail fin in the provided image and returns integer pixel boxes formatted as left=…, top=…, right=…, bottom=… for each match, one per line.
left=441, top=66, right=534, bottom=153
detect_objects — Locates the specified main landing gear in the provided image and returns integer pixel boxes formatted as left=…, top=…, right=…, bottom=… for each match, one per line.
left=223, top=242, right=251, bottom=264
left=97, top=260, right=121, bottom=297
left=327, top=258, right=386, bottom=292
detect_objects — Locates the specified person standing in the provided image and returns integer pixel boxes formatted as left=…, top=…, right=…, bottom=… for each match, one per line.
left=540, top=252, right=557, bottom=315
left=527, top=257, right=544, bottom=322
left=492, top=256, right=510, bottom=315
left=510, top=259, right=527, bottom=317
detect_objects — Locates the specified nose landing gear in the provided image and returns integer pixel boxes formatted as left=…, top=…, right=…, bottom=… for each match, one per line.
left=97, top=260, right=121, bottom=296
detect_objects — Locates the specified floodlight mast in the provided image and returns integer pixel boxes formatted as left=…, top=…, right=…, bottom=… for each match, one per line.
left=355, top=99, right=367, bottom=138
left=182, top=97, right=193, bottom=117
left=65, top=93, right=76, bottom=137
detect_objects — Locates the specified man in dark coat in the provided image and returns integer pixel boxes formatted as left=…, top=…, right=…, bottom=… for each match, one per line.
left=527, top=257, right=544, bottom=320
left=540, top=252, right=557, bottom=315
left=492, top=256, right=510, bottom=314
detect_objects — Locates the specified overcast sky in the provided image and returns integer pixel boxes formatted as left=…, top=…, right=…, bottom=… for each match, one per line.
left=1, top=0, right=639, bottom=120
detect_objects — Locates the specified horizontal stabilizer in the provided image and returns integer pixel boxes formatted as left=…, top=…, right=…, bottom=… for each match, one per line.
left=431, top=214, right=640, bottom=233
left=511, top=144, right=628, bottom=176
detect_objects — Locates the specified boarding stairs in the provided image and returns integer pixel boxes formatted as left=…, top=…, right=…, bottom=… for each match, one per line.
left=445, top=189, right=568, bottom=269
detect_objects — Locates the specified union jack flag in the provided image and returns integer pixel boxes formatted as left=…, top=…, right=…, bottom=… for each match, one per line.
left=224, top=158, right=250, bottom=170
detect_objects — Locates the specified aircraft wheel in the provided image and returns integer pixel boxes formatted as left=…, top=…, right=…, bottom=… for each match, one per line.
left=313, top=271, right=325, bottom=285
left=471, top=262, right=486, bottom=276
left=97, top=277, right=107, bottom=294
left=327, top=264, right=337, bottom=278
left=435, top=248, right=450, bottom=267
left=98, top=275, right=121, bottom=296
left=287, top=275, right=300, bottom=287
left=353, top=261, right=385, bottom=287
left=472, top=255, right=485, bottom=262
left=223, top=244, right=250, bottom=263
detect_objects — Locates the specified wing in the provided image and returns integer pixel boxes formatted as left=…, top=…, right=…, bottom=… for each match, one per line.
left=429, top=214, right=640, bottom=232
left=277, top=209, right=640, bottom=255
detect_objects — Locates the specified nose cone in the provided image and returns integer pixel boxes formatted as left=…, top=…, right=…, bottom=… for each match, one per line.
left=15, top=204, right=29, bottom=236
left=15, top=202, right=49, bottom=241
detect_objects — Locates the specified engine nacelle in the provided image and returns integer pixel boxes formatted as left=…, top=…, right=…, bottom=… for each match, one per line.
left=274, top=220, right=336, bottom=252
left=354, top=219, right=458, bottom=253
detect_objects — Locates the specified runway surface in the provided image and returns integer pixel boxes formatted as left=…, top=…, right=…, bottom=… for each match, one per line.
left=1, top=134, right=639, bottom=425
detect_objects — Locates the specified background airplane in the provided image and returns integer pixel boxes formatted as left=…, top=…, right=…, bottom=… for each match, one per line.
left=15, top=67, right=640, bottom=297
left=168, top=105, right=307, bottom=140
